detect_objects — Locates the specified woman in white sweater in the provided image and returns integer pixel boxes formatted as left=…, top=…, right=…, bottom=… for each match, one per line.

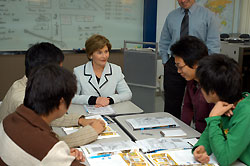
left=72, top=34, right=132, bottom=107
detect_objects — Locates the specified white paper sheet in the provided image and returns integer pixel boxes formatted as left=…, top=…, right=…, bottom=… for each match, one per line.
left=160, top=129, right=187, bottom=137
left=84, top=105, right=115, bottom=115
left=136, top=138, right=192, bottom=153
left=81, top=140, right=138, bottom=157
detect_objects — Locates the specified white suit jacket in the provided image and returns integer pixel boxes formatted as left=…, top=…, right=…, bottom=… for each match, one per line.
left=72, top=61, right=132, bottom=105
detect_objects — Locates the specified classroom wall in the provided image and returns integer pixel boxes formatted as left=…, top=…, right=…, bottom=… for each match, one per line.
left=156, top=0, right=175, bottom=42
left=2, top=0, right=250, bottom=100
left=0, top=51, right=124, bottom=100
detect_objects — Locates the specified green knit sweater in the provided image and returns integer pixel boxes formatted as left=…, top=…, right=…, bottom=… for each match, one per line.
left=193, top=93, right=250, bottom=166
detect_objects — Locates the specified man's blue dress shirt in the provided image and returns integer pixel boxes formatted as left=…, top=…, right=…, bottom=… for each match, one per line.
left=159, top=3, right=220, bottom=64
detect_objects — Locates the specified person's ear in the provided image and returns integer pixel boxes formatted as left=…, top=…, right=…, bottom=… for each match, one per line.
left=60, top=98, right=64, bottom=103
left=210, top=91, right=220, bottom=101
left=58, top=98, right=65, bottom=108
left=210, top=91, right=216, bottom=95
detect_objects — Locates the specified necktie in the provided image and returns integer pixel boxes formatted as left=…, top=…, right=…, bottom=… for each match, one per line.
left=180, top=9, right=189, bottom=38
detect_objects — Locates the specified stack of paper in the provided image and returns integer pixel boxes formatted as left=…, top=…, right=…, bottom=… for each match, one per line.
left=84, top=105, right=115, bottom=115
left=126, top=117, right=179, bottom=130
left=160, top=129, right=187, bottom=137
left=136, top=138, right=192, bottom=153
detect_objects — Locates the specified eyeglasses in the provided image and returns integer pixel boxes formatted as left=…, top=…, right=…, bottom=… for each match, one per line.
left=175, top=64, right=187, bottom=71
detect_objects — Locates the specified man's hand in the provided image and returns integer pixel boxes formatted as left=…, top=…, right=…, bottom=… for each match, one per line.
left=78, top=118, right=104, bottom=126
left=193, top=146, right=209, bottom=163
left=209, top=101, right=234, bottom=117
left=96, top=97, right=110, bottom=107
left=70, top=148, right=85, bottom=162
left=90, top=119, right=106, bottom=134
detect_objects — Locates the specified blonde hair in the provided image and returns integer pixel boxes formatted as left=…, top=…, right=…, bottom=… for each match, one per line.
left=85, top=34, right=112, bottom=60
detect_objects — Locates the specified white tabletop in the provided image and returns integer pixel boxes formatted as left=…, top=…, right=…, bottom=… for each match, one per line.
left=115, top=112, right=201, bottom=141
left=67, top=101, right=143, bottom=116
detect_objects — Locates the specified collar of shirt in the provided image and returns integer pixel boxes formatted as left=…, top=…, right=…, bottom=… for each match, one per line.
left=180, top=3, right=198, bottom=15
left=16, top=105, right=53, bottom=133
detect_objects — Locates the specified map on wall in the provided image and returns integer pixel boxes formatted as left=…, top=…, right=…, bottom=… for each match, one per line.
left=197, top=0, right=237, bottom=33
left=177, top=0, right=239, bottom=33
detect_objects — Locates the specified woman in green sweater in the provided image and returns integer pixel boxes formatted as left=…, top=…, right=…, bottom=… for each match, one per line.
left=192, top=54, right=250, bottom=166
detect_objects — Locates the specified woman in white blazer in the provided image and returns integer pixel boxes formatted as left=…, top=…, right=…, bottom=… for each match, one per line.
left=72, top=34, right=132, bottom=107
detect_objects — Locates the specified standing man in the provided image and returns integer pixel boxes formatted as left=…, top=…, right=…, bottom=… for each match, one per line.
left=159, top=0, right=220, bottom=118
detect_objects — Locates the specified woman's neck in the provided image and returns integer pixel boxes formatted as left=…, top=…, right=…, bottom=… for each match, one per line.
left=92, top=62, right=105, bottom=78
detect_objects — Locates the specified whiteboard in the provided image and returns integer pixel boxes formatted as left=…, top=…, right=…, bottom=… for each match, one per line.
left=0, top=0, right=144, bottom=51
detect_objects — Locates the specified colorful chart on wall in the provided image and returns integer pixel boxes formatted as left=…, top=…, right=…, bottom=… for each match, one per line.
left=176, top=0, right=240, bottom=33
left=0, top=0, right=143, bottom=51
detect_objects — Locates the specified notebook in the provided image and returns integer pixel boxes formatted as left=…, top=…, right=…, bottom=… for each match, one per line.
left=126, top=117, right=179, bottom=130
left=160, top=129, right=187, bottom=137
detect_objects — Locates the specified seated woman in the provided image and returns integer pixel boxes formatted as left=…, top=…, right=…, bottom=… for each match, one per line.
left=72, top=34, right=132, bottom=107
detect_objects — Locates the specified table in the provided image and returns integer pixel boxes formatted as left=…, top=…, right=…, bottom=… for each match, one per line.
left=67, top=101, right=143, bottom=116
left=114, top=112, right=201, bottom=141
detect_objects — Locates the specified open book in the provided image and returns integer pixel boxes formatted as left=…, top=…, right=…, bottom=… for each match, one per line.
left=81, top=140, right=138, bottom=157
left=146, top=149, right=219, bottom=166
left=81, top=141, right=151, bottom=166
left=86, top=149, right=152, bottom=166
left=126, top=117, right=179, bottom=130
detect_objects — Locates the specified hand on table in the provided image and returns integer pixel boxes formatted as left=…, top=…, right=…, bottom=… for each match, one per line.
left=70, top=148, right=85, bottom=162
left=96, top=97, right=110, bottom=107
left=193, top=146, right=209, bottom=164
left=78, top=118, right=105, bottom=134
left=90, top=119, right=106, bottom=134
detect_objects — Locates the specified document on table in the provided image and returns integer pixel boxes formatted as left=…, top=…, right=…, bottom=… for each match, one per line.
left=84, top=105, right=115, bottom=115
left=146, top=149, right=219, bottom=166
left=160, top=129, right=187, bottom=137
left=126, top=117, right=180, bottom=130
left=136, top=138, right=192, bottom=153
left=62, top=115, right=120, bottom=139
left=81, top=140, right=138, bottom=157
left=87, top=149, right=152, bottom=166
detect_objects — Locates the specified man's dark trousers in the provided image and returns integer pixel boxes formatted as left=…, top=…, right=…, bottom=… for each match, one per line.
left=164, top=56, right=186, bottom=119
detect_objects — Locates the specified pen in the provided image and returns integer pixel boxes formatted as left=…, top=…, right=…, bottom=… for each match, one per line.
left=83, top=105, right=89, bottom=114
left=141, top=133, right=153, bottom=136
left=148, top=149, right=166, bottom=153
left=89, top=154, right=111, bottom=159
left=139, top=125, right=177, bottom=130
left=187, top=141, right=194, bottom=147
left=101, top=115, right=114, bottom=124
